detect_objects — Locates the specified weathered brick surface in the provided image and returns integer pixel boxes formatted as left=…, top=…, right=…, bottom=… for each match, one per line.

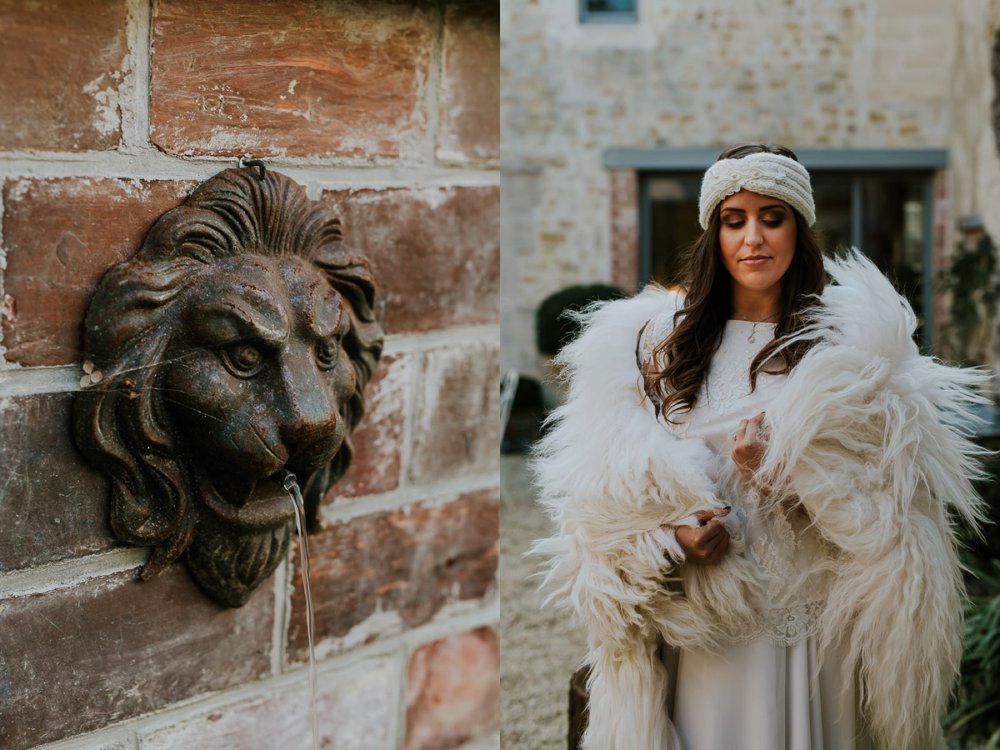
left=321, top=186, right=500, bottom=334
left=437, top=2, right=500, bottom=163
left=404, top=627, right=500, bottom=750
left=410, top=342, right=499, bottom=483
left=150, top=0, right=433, bottom=158
left=993, top=29, right=1000, bottom=159
left=1, top=178, right=195, bottom=366
left=328, top=353, right=411, bottom=502
left=0, top=565, right=274, bottom=750
left=141, top=656, right=397, bottom=750
left=0, top=0, right=128, bottom=151
left=287, top=489, right=498, bottom=662
left=0, top=394, right=115, bottom=572
left=609, top=169, right=639, bottom=294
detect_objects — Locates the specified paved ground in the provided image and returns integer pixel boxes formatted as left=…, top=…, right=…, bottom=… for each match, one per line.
left=500, top=454, right=587, bottom=750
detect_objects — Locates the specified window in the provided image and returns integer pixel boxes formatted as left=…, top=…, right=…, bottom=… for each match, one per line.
left=580, top=0, right=637, bottom=24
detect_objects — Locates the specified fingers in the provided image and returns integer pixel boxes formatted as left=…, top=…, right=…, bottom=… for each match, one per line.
left=734, top=413, right=767, bottom=445
left=698, top=517, right=727, bottom=543
left=706, top=532, right=730, bottom=563
left=693, top=507, right=731, bottom=525
left=695, top=523, right=729, bottom=563
left=674, top=516, right=731, bottom=564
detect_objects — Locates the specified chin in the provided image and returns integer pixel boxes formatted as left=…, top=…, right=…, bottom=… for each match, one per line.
left=185, top=519, right=292, bottom=608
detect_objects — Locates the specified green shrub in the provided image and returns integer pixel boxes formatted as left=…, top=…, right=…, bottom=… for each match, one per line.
left=948, top=450, right=1000, bottom=747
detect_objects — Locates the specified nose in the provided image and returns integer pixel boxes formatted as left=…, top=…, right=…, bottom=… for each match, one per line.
left=744, top=218, right=764, bottom=248
left=278, top=356, right=339, bottom=455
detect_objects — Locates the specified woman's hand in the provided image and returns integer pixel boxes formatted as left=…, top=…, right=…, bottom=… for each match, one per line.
left=672, top=509, right=731, bottom=564
left=732, top=411, right=769, bottom=489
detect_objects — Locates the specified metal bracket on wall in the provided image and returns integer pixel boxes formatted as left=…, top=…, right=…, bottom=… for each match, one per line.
left=73, top=167, right=384, bottom=607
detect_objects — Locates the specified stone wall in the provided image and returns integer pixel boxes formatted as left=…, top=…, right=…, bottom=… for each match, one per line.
left=0, top=2, right=499, bottom=749
left=501, top=0, right=1000, bottom=376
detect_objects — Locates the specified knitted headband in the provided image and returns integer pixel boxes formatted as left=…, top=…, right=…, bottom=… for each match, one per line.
left=698, top=152, right=816, bottom=229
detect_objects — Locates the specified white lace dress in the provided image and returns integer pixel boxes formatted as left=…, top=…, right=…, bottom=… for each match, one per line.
left=642, top=318, right=875, bottom=750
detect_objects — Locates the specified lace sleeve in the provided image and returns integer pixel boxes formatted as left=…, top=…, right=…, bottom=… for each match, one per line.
left=635, top=306, right=677, bottom=410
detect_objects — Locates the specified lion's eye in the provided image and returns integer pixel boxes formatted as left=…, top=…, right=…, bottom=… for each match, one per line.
left=222, top=343, right=265, bottom=377
left=316, top=337, right=340, bottom=369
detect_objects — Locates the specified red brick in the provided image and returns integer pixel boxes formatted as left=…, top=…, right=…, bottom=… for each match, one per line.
left=437, top=2, right=500, bottom=163
left=140, top=656, right=397, bottom=750
left=0, top=0, right=128, bottom=151
left=404, top=627, right=500, bottom=750
left=149, top=0, right=433, bottom=158
left=0, top=394, right=116, bottom=572
left=328, top=353, right=411, bottom=502
left=610, top=169, right=639, bottom=294
left=0, top=565, right=274, bottom=750
left=410, top=342, right=499, bottom=483
left=1, top=178, right=195, bottom=366
left=322, top=186, right=499, bottom=334
left=287, top=489, right=498, bottom=662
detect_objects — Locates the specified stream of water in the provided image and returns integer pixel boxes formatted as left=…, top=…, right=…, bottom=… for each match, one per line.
left=283, top=472, right=320, bottom=750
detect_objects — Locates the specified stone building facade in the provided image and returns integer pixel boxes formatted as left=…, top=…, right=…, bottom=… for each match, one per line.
left=0, top=2, right=499, bottom=749
left=501, top=0, right=1000, bottom=376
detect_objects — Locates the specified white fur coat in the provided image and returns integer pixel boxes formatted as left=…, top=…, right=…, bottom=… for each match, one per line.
left=532, top=251, right=987, bottom=750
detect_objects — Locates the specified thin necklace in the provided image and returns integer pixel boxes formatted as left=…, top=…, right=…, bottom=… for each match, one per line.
left=731, top=313, right=779, bottom=343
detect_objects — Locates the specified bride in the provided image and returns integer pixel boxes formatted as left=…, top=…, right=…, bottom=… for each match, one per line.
left=534, top=144, right=986, bottom=749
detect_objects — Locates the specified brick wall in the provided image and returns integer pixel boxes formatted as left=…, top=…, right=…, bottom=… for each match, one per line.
left=0, top=2, right=499, bottom=749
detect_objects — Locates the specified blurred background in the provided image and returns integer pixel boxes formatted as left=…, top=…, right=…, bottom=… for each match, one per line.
left=499, top=1, right=1000, bottom=748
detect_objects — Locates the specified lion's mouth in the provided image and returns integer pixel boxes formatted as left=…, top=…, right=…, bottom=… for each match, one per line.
left=200, top=472, right=297, bottom=531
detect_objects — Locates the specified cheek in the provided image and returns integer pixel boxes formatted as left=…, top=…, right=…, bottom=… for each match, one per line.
left=166, top=353, right=241, bottom=418
left=330, top=349, right=357, bottom=401
left=772, top=225, right=797, bottom=270
left=718, top=230, right=742, bottom=273
left=164, top=354, right=263, bottom=454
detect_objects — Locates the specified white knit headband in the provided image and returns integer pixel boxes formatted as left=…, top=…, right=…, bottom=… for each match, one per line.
left=698, top=152, right=816, bottom=229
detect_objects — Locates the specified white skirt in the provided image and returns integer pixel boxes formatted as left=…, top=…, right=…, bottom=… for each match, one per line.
left=671, top=636, right=875, bottom=750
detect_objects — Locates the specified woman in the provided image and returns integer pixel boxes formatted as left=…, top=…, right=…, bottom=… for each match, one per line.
left=533, top=144, right=986, bottom=749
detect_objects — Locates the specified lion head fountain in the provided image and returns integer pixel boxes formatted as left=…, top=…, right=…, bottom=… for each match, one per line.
left=73, top=167, right=383, bottom=607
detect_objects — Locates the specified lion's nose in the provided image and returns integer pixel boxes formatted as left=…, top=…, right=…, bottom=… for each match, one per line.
left=279, top=361, right=339, bottom=455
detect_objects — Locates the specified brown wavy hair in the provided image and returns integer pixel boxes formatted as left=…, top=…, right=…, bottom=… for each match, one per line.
left=647, top=144, right=826, bottom=422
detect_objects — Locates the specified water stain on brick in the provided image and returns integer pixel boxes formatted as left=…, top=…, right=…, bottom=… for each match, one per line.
left=410, top=343, right=500, bottom=483
left=404, top=627, right=500, bottom=750
left=0, top=393, right=115, bottom=572
left=1, top=178, right=195, bottom=366
left=437, top=2, right=500, bottom=163
left=0, top=565, right=273, bottom=750
left=322, top=186, right=500, bottom=334
left=0, top=0, right=128, bottom=151
left=325, top=353, right=410, bottom=502
left=287, top=490, right=498, bottom=662
left=993, top=29, right=1000, bottom=155
left=139, top=657, right=396, bottom=750
left=150, top=0, right=433, bottom=158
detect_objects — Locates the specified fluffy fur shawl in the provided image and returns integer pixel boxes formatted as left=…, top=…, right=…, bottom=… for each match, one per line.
left=532, top=251, right=987, bottom=750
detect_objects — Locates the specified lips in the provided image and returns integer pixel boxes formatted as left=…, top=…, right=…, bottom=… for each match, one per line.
left=201, top=473, right=297, bottom=531
left=741, top=255, right=771, bottom=266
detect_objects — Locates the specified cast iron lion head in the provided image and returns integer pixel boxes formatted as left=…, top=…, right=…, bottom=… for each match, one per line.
left=74, top=167, right=383, bottom=607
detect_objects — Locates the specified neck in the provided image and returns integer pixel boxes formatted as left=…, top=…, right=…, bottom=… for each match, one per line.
left=731, top=288, right=781, bottom=323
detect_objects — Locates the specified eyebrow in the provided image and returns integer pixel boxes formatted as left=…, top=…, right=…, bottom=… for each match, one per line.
left=310, top=287, right=347, bottom=340
left=194, top=298, right=289, bottom=346
left=720, top=204, right=788, bottom=214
